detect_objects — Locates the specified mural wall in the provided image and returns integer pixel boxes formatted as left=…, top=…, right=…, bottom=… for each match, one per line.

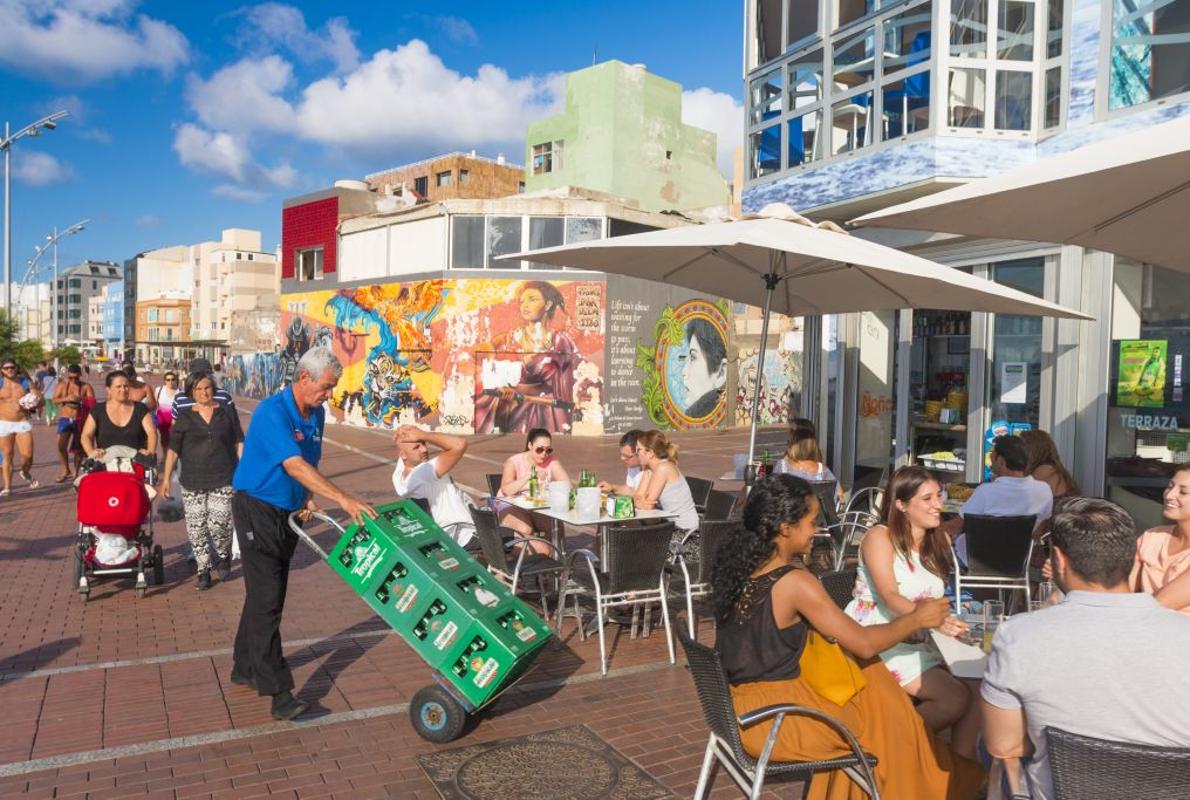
left=279, top=277, right=606, bottom=435
left=222, top=352, right=283, bottom=400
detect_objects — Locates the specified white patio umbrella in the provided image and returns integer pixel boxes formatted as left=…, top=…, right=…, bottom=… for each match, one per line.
left=852, top=113, right=1190, bottom=273
left=502, top=204, right=1091, bottom=467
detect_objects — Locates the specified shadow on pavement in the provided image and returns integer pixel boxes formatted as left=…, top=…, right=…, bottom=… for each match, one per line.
left=0, top=636, right=81, bottom=676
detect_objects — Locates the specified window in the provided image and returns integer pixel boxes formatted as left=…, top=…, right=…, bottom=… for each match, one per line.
left=831, top=91, right=874, bottom=154
left=69, top=324, right=81, bottom=335
left=751, top=70, right=784, bottom=123
left=750, top=125, right=782, bottom=177
left=950, top=0, right=988, bottom=58
left=451, top=216, right=485, bottom=269
left=414, top=176, right=428, bottom=197
left=236, top=252, right=243, bottom=260
left=487, top=217, right=523, bottom=269
left=92, top=281, right=97, bottom=290
left=788, top=0, right=819, bottom=47
left=788, top=110, right=824, bottom=165
left=753, top=0, right=783, bottom=66
left=528, top=217, right=563, bottom=270
left=884, top=5, right=932, bottom=72
left=1046, top=0, right=1063, bottom=56
left=565, top=217, right=602, bottom=244
left=997, top=0, right=1035, bottom=60
left=69, top=278, right=81, bottom=288
left=531, top=140, right=563, bottom=175
left=148, top=309, right=158, bottom=322
left=833, top=28, right=876, bottom=89
left=949, top=67, right=987, bottom=126
left=1044, top=66, right=1062, bottom=127
left=883, top=72, right=932, bottom=137
left=788, top=51, right=824, bottom=109
left=296, top=247, right=324, bottom=281
left=248, top=253, right=254, bottom=261
left=69, top=294, right=81, bottom=304
left=995, top=69, right=1032, bottom=129
left=436, top=170, right=453, bottom=187
left=459, top=169, right=470, bottom=185
left=839, top=0, right=877, bottom=27
left=1108, top=0, right=1190, bottom=109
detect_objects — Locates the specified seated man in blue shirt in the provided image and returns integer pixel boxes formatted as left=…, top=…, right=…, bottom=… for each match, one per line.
left=230, top=347, right=375, bottom=721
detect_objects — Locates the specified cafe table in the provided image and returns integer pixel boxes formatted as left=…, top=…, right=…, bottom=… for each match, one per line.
left=503, top=495, right=677, bottom=563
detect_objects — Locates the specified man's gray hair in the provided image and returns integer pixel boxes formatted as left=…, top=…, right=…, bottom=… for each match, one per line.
left=295, top=347, right=343, bottom=382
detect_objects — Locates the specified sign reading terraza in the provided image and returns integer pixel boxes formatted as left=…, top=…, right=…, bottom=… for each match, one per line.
left=1119, top=413, right=1181, bottom=431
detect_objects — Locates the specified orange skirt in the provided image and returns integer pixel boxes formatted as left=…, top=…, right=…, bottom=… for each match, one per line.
left=730, top=660, right=985, bottom=800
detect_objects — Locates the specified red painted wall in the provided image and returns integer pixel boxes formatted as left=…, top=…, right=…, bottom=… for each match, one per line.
left=281, top=196, right=338, bottom=279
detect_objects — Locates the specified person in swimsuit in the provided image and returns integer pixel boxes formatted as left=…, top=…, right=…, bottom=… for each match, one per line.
left=0, top=357, right=42, bottom=496
left=121, top=361, right=157, bottom=414
left=51, top=365, right=95, bottom=482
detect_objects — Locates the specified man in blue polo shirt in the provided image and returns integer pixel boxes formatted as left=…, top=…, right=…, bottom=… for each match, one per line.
left=230, top=347, right=375, bottom=721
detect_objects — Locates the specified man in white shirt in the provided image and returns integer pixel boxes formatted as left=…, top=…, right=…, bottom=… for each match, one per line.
left=945, top=435, right=1053, bottom=563
left=391, top=425, right=476, bottom=549
left=598, top=430, right=646, bottom=497
left=981, top=497, right=1190, bottom=800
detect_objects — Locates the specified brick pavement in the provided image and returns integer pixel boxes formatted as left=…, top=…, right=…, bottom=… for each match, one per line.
left=0, top=384, right=796, bottom=798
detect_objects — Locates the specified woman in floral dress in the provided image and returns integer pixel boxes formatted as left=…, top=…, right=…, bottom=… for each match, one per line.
left=845, top=466, right=981, bottom=759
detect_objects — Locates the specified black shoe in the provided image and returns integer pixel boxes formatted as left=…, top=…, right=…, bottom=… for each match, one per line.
left=214, top=557, right=231, bottom=582
left=270, top=691, right=308, bottom=721
left=195, top=570, right=211, bottom=590
left=229, top=669, right=256, bottom=690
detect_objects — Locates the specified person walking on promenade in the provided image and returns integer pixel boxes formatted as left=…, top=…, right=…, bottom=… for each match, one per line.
left=0, top=357, right=41, bottom=496
left=229, top=347, right=375, bottom=721
left=51, top=365, right=94, bottom=481
left=159, top=372, right=243, bottom=591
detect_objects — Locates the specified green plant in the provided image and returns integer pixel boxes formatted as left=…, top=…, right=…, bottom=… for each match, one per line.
left=50, top=345, right=82, bottom=366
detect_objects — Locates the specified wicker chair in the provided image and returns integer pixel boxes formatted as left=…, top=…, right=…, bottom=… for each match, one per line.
left=676, top=625, right=879, bottom=799
left=468, top=507, right=564, bottom=618
left=1046, top=726, right=1190, bottom=800
left=686, top=476, right=715, bottom=513
left=672, top=519, right=739, bottom=638
left=810, top=480, right=841, bottom=528
left=556, top=520, right=677, bottom=675
left=819, top=568, right=858, bottom=610
left=703, top=489, right=738, bottom=521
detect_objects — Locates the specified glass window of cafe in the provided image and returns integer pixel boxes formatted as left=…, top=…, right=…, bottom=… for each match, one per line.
left=1105, top=260, right=1190, bottom=531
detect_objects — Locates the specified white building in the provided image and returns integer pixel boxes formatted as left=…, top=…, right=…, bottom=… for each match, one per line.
left=190, top=228, right=279, bottom=357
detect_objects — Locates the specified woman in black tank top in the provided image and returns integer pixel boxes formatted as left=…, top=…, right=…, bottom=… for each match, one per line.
left=80, top=371, right=157, bottom=458
left=710, top=475, right=984, bottom=799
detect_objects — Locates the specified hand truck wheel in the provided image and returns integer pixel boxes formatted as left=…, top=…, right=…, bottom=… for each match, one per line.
left=409, top=684, right=468, bottom=743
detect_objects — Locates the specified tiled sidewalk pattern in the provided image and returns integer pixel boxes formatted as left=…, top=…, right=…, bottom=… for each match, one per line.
left=0, top=383, right=795, bottom=798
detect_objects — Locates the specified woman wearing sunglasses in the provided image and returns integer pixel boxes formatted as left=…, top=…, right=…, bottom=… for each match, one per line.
left=154, top=372, right=181, bottom=456
left=496, top=427, right=570, bottom=548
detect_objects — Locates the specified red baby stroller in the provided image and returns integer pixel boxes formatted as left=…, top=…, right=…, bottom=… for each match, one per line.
left=73, top=446, right=164, bottom=600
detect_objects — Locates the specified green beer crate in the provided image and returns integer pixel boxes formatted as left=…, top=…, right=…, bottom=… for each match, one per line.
left=326, top=500, right=552, bottom=708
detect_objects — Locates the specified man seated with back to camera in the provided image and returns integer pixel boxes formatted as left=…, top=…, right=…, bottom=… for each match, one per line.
left=981, top=497, right=1190, bottom=800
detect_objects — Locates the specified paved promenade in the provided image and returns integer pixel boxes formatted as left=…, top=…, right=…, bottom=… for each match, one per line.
left=0, top=384, right=796, bottom=799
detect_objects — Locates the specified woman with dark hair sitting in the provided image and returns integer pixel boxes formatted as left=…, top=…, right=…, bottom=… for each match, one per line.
left=712, top=474, right=984, bottom=799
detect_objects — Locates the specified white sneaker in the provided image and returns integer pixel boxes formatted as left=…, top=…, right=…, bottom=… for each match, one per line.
left=0, top=489, right=9, bottom=498
left=20, top=469, right=38, bottom=489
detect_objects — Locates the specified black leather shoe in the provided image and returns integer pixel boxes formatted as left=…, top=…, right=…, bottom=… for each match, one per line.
left=195, top=570, right=211, bottom=590
left=270, top=691, right=308, bottom=721
left=229, top=669, right=255, bottom=690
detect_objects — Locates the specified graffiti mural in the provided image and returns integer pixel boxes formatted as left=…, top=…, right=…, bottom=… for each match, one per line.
left=223, top=352, right=284, bottom=400
left=735, top=346, right=801, bottom=426
left=636, top=298, right=730, bottom=430
left=280, top=277, right=605, bottom=434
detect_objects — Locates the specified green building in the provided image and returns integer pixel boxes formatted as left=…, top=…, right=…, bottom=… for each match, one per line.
left=524, top=61, right=731, bottom=212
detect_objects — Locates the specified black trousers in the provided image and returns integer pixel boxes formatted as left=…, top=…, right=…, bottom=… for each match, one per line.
left=232, top=491, right=300, bottom=696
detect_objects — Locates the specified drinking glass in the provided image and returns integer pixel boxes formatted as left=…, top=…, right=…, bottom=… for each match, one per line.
left=1037, top=581, right=1060, bottom=605
left=982, top=600, right=1004, bottom=653
left=1029, top=600, right=1045, bottom=613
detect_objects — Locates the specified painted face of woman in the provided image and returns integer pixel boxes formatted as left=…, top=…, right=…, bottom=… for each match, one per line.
left=519, top=289, right=547, bottom=323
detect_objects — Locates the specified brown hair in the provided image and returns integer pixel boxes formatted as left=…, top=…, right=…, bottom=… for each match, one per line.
left=784, top=428, right=823, bottom=463
left=637, top=430, right=680, bottom=464
left=880, top=466, right=953, bottom=580
left=1019, top=429, right=1080, bottom=496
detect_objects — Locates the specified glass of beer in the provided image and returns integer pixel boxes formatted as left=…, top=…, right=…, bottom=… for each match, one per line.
left=982, top=600, right=1004, bottom=653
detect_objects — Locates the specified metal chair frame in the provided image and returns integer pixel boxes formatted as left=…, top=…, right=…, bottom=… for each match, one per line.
left=556, top=521, right=677, bottom=675
left=468, top=507, right=564, bottom=619
left=815, top=510, right=877, bottom=571
left=676, top=626, right=879, bottom=800
left=953, top=513, right=1037, bottom=611
left=673, top=519, right=739, bottom=638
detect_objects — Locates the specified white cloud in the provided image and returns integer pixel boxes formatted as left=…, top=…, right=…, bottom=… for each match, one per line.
left=682, top=87, right=745, bottom=177
left=186, top=55, right=297, bottom=134
left=12, top=150, right=75, bottom=186
left=435, top=16, right=478, bottom=46
left=0, top=0, right=188, bottom=83
left=134, top=213, right=160, bottom=228
left=172, top=122, right=297, bottom=191
left=212, top=184, right=267, bottom=202
left=233, top=3, right=359, bottom=74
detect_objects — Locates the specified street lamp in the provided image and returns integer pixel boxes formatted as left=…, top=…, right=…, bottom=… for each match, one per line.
left=25, top=219, right=88, bottom=350
left=3, top=110, right=69, bottom=320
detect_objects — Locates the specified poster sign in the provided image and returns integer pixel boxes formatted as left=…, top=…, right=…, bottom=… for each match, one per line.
left=1000, top=362, right=1028, bottom=404
left=1117, top=340, right=1167, bottom=408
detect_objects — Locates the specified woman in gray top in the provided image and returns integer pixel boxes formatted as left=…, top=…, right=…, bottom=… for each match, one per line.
left=634, top=430, right=700, bottom=558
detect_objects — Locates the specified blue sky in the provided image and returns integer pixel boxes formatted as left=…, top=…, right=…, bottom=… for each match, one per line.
left=0, top=1, right=744, bottom=280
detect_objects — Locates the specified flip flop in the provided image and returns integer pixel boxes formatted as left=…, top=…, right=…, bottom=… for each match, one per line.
left=21, top=470, right=39, bottom=489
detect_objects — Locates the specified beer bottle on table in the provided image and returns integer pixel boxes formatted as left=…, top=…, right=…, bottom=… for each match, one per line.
left=528, top=466, right=539, bottom=499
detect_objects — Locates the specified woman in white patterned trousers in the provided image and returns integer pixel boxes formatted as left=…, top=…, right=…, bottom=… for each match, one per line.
left=158, top=373, right=244, bottom=590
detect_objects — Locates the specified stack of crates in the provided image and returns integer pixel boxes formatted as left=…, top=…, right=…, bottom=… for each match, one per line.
left=326, top=500, right=552, bottom=709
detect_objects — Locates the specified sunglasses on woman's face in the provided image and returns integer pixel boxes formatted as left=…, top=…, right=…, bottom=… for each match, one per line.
left=165, top=376, right=176, bottom=381
left=533, top=446, right=553, bottom=455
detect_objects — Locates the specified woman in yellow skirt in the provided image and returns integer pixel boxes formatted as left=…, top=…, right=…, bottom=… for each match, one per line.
left=713, top=475, right=985, bottom=800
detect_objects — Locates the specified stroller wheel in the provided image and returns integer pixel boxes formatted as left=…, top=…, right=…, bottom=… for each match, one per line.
left=151, top=545, right=164, bottom=586
left=135, top=586, right=146, bottom=599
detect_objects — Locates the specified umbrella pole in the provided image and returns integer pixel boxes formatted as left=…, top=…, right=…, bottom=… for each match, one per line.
left=746, top=265, right=781, bottom=481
